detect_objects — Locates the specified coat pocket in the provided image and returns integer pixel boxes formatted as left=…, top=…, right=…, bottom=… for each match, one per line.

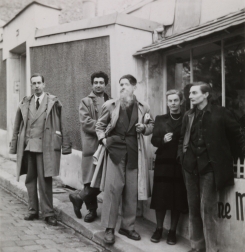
left=54, top=133, right=62, bottom=151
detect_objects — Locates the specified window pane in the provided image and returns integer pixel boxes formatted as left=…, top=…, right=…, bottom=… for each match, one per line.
left=167, top=50, right=191, bottom=111
left=193, top=42, right=222, bottom=105
left=224, top=37, right=245, bottom=128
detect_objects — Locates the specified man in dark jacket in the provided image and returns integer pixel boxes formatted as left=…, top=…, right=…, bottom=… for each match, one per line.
left=69, top=71, right=109, bottom=222
left=178, top=82, right=245, bottom=252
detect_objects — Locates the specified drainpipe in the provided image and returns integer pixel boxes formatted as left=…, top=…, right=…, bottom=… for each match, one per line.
left=82, top=0, right=97, bottom=19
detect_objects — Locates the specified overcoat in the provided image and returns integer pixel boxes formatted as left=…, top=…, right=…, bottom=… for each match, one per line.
left=9, top=93, right=72, bottom=181
left=178, top=104, right=245, bottom=190
left=79, top=92, right=109, bottom=184
left=96, top=98, right=154, bottom=200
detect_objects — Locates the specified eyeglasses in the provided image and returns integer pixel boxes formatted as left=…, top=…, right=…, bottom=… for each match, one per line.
left=93, top=81, right=105, bottom=84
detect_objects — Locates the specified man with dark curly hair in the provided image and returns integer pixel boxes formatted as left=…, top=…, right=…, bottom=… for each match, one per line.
left=69, top=71, right=110, bottom=222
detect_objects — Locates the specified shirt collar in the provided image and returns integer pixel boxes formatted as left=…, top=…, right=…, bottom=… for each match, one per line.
left=34, top=92, right=45, bottom=104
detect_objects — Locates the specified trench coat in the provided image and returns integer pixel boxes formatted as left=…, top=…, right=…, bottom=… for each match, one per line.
left=9, top=93, right=72, bottom=181
left=95, top=98, right=154, bottom=200
left=79, top=92, right=109, bottom=184
left=178, top=104, right=245, bottom=190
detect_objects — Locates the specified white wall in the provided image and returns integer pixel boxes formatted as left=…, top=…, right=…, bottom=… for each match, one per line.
left=200, top=0, right=245, bottom=24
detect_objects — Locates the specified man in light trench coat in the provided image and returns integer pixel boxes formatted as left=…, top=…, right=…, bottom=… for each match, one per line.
left=69, top=71, right=110, bottom=222
left=9, top=73, right=72, bottom=226
left=96, top=74, right=154, bottom=244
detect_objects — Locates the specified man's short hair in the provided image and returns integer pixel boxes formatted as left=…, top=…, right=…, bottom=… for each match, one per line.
left=119, top=74, right=137, bottom=86
left=166, top=89, right=183, bottom=101
left=91, top=71, right=109, bottom=85
left=30, top=73, right=44, bottom=83
left=192, top=82, right=212, bottom=99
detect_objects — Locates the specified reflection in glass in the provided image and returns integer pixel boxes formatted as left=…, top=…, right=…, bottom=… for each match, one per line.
left=167, top=51, right=190, bottom=112
left=193, top=43, right=222, bottom=105
left=225, top=38, right=245, bottom=159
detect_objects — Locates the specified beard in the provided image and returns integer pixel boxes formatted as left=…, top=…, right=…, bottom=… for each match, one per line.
left=120, top=90, right=134, bottom=109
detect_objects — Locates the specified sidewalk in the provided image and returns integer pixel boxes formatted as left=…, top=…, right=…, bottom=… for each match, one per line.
left=0, top=155, right=190, bottom=252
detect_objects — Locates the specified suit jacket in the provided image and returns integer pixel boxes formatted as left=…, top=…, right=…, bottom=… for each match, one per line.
left=96, top=97, right=154, bottom=200
left=9, top=93, right=72, bottom=181
left=24, top=94, right=47, bottom=152
left=79, top=91, right=109, bottom=184
left=178, top=104, right=245, bottom=190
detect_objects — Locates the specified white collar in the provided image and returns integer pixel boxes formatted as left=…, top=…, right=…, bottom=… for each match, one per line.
left=34, top=92, right=45, bottom=104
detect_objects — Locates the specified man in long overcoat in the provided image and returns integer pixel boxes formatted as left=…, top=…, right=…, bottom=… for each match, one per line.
left=96, top=74, right=154, bottom=244
left=178, top=82, right=245, bottom=252
left=69, top=71, right=109, bottom=222
left=9, top=74, right=72, bottom=226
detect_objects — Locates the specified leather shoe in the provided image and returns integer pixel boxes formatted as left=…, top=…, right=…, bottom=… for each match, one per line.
left=119, top=228, right=141, bottom=241
left=167, top=230, right=176, bottom=245
left=69, top=192, right=83, bottom=219
left=45, top=216, right=57, bottom=226
left=104, top=228, right=115, bottom=244
left=84, top=210, right=97, bottom=223
left=24, top=213, right=39, bottom=221
left=150, top=228, right=163, bottom=243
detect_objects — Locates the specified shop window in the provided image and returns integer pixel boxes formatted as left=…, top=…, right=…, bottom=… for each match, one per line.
left=166, top=35, right=245, bottom=178
left=193, top=42, right=222, bottom=106
left=224, top=36, right=245, bottom=162
left=224, top=37, right=245, bottom=128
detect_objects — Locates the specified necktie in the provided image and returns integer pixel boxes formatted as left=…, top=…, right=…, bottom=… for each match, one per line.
left=36, top=98, right=40, bottom=110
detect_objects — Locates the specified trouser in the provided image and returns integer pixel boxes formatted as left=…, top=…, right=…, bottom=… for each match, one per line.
left=101, top=154, right=138, bottom=230
left=184, top=170, right=218, bottom=252
left=78, top=183, right=100, bottom=211
left=24, top=151, right=54, bottom=217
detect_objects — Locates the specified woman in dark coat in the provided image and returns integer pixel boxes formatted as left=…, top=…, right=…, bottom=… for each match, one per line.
left=150, top=89, right=187, bottom=245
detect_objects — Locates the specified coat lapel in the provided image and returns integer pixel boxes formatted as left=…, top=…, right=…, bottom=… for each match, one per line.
left=88, top=92, right=98, bottom=113
left=127, top=102, right=138, bottom=132
left=46, top=94, right=56, bottom=119
left=19, top=97, right=32, bottom=127
left=110, top=99, right=121, bottom=129
left=29, top=97, right=36, bottom=117
left=31, top=93, right=48, bottom=124
left=137, top=101, right=144, bottom=124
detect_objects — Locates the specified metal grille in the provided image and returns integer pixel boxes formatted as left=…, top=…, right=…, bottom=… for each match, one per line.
left=30, top=37, right=111, bottom=151
left=234, top=158, right=245, bottom=179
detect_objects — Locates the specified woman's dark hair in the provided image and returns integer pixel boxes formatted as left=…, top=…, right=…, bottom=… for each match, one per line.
left=91, top=71, right=109, bottom=85
left=119, top=74, right=137, bottom=86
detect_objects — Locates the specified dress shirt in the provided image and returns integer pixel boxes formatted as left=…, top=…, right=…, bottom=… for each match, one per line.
left=34, top=92, right=45, bottom=105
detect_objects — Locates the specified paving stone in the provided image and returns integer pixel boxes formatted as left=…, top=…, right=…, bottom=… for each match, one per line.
left=0, top=236, right=20, bottom=242
left=35, top=239, right=56, bottom=245
left=2, top=247, right=25, bottom=252
left=40, top=249, right=59, bottom=252
left=37, top=234, right=57, bottom=240
left=24, top=229, right=42, bottom=235
left=0, top=241, right=16, bottom=247
left=19, top=235, right=39, bottom=240
left=63, top=242, right=87, bottom=248
left=76, top=247, right=99, bottom=252
left=15, top=240, right=36, bottom=246
left=22, top=245, right=44, bottom=250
